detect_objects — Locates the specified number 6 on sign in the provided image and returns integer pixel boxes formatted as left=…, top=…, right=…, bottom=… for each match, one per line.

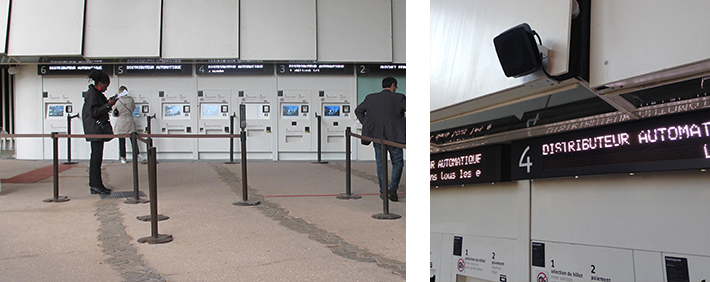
left=519, top=146, right=532, bottom=173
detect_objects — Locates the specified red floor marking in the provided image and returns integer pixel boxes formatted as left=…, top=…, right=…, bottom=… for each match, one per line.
left=265, top=193, right=404, bottom=198
left=1, top=164, right=77, bottom=183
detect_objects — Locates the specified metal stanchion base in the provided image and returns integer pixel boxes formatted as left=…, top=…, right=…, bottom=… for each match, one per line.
left=124, top=198, right=150, bottom=204
left=43, top=196, right=70, bottom=203
left=224, top=161, right=239, bottom=164
left=233, top=200, right=260, bottom=206
left=137, top=214, right=169, bottom=221
left=336, top=193, right=362, bottom=200
left=372, top=213, right=402, bottom=220
left=137, top=234, right=173, bottom=244
left=62, top=161, right=78, bottom=165
left=311, top=161, right=329, bottom=164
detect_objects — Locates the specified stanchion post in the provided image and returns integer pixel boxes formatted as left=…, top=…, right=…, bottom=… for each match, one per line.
left=125, top=132, right=149, bottom=204
left=146, top=114, right=155, bottom=135
left=44, top=132, right=69, bottom=203
left=234, top=104, right=260, bottom=206
left=63, top=114, right=78, bottom=164
left=225, top=113, right=237, bottom=164
left=137, top=147, right=173, bottom=244
left=146, top=114, right=155, bottom=149
left=337, top=127, right=360, bottom=199
left=312, top=113, right=328, bottom=164
left=372, top=138, right=400, bottom=220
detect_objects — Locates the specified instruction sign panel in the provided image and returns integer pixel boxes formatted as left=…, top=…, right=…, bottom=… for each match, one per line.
left=453, top=234, right=516, bottom=282
left=664, top=253, right=710, bottom=282
left=430, top=144, right=509, bottom=186
left=530, top=241, right=635, bottom=282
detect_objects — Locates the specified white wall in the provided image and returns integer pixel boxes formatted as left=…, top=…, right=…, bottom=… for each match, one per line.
left=13, top=65, right=43, bottom=159
left=241, top=0, right=316, bottom=61
left=84, top=0, right=161, bottom=58
left=432, top=170, right=710, bottom=281
left=430, top=0, right=573, bottom=111
left=589, top=1, right=710, bottom=90
left=7, top=0, right=85, bottom=56
left=317, top=0, right=393, bottom=62
left=532, top=171, right=710, bottom=256
left=4, top=0, right=405, bottom=62
left=162, top=0, right=239, bottom=59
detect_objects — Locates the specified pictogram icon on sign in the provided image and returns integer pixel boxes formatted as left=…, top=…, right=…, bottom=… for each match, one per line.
left=457, top=258, right=465, bottom=272
left=537, top=272, right=548, bottom=282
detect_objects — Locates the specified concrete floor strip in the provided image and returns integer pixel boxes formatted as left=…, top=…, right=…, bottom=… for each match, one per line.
left=212, top=164, right=407, bottom=279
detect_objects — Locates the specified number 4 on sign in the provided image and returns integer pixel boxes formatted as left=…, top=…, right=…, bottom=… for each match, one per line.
left=519, top=146, right=533, bottom=173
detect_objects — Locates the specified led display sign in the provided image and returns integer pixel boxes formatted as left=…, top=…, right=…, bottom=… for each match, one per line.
left=430, top=145, right=509, bottom=186
left=356, top=64, right=406, bottom=75
left=276, top=63, right=353, bottom=75
left=195, top=63, right=273, bottom=75
left=115, top=64, right=192, bottom=75
left=38, top=64, right=114, bottom=75
left=511, top=109, right=710, bottom=179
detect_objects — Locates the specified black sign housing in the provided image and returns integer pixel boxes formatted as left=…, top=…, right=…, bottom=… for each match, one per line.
left=115, top=64, right=192, bottom=75
left=430, top=144, right=510, bottom=186
left=277, top=63, right=353, bottom=75
left=38, top=65, right=114, bottom=75
left=356, top=64, right=406, bottom=75
left=511, top=109, right=710, bottom=180
left=195, top=63, right=273, bottom=75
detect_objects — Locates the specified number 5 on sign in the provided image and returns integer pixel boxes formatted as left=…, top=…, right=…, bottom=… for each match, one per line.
left=519, top=146, right=532, bottom=173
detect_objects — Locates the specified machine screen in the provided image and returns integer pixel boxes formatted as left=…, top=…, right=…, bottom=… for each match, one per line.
left=324, top=105, right=340, bottom=117
left=132, top=106, right=141, bottom=117
left=164, top=104, right=183, bottom=118
left=283, top=105, right=299, bottom=117
left=47, top=105, right=64, bottom=117
left=201, top=104, right=222, bottom=118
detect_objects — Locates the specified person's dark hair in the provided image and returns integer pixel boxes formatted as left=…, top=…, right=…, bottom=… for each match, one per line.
left=382, top=76, right=397, bottom=88
left=88, top=69, right=110, bottom=85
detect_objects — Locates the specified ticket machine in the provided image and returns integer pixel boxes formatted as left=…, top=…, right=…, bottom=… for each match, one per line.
left=314, top=90, right=354, bottom=157
left=42, top=95, right=74, bottom=160
left=154, top=90, right=197, bottom=159
left=196, top=90, right=232, bottom=159
left=41, top=82, right=98, bottom=161
left=238, top=90, right=275, bottom=160
left=130, top=91, right=153, bottom=134
left=277, top=90, right=312, bottom=159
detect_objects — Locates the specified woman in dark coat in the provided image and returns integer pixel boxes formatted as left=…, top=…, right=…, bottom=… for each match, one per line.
left=82, top=70, right=116, bottom=195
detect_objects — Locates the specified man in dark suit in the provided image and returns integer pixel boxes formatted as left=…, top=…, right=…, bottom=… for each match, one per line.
left=355, top=77, right=406, bottom=201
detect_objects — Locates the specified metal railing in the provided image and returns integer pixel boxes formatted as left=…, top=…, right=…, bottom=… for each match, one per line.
left=341, top=127, right=406, bottom=220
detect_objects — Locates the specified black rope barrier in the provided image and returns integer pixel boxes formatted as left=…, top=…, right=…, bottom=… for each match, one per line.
left=233, top=104, right=259, bottom=206
left=345, top=131, right=404, bottom=220
left=43, top=132, right=69, bottom=203
left=312, top=113, right=328, bottom=164
left=226, top=113, right=238, bottom=164
left=124, top=132, right=149, bottom=204
left=63, top=114, right=80, bottom=164
left=137, top=146, right=173, bottom=244
left=337, top=127, right=361, bottom=200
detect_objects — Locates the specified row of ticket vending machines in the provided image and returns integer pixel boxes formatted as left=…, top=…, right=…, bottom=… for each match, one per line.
left=41, top=87, right=359, bottom=161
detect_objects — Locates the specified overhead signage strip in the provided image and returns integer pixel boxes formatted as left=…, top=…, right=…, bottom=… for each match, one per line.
left=115, top=64, right=192, bottom=75
left=511, top=109, right=710, bottom=180
left=195, top=63, right=274, bottom=75
left=276, top=63, right=353, bottom=75
left=356, top=64, right=406, bottom=75
left=38, top=64, right=114, bottom=75
left=430, top=144, right=509, bottom=186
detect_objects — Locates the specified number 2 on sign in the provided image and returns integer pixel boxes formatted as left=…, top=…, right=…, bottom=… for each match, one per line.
left=519, top=146, right=532, bottom=173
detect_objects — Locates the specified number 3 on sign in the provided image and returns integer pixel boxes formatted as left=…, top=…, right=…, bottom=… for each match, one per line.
left=519, top=146, right=532, bottom=173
